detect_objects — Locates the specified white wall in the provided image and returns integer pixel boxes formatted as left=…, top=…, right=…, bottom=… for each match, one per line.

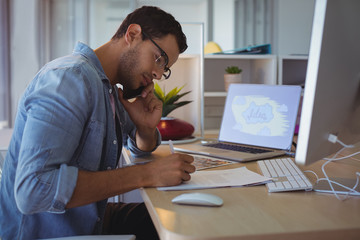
left=276, top=0, right=315, bottom=55
left=213, top=0, right=235, bottom=51
left=211, top=0, right=315, bottom=55
left=89, top=0, right=209, bottom=50
left=8, top=0, right=315, bottom=126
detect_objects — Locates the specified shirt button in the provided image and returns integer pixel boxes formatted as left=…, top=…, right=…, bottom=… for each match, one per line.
left=109, top=88, right=112, bottom=94
left=113, top=140, right=117, bottom=145
left=97, top=217, right=101, bottom=222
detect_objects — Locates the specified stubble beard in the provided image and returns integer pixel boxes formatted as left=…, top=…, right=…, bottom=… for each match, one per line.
left=117, top=46, right=144, bottom=99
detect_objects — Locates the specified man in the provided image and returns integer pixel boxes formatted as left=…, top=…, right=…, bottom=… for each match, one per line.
left=0, top=6, right=195, bottom=240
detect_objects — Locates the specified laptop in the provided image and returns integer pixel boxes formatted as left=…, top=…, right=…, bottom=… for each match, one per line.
left=174, top=84, right=302, bottom=162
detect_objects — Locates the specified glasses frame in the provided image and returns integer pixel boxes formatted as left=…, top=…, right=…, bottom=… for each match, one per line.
left=142, top=32, right=171, bottom=80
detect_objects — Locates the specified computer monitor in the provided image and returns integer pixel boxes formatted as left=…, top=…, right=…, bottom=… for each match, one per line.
left=295, top=0, right=360, bottom=166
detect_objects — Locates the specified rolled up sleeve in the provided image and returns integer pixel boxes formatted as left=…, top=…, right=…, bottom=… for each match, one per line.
left=14, top=67, right=91, bottom=214
left=15, top=162, right=78, bottom=214
left=127, top=127, right=162, bottom=158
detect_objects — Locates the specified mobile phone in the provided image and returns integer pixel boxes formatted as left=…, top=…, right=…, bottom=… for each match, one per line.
left=123, top=86, right=145, bottom=99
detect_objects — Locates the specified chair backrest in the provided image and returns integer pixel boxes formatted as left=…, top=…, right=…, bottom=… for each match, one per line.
left=42, top=235, right=136, bottom=240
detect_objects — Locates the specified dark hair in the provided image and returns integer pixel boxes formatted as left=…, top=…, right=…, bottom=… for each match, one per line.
left=112, top=6, right=188, bottom=53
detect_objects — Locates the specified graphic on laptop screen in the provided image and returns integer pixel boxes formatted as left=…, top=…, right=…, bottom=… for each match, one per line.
left=232, top=95, right=289, bottom=136
left=219, top=84, right=301, bottom=151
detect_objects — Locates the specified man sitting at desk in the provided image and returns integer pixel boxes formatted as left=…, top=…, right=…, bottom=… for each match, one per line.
left=0, top=6, right=195, bottom=240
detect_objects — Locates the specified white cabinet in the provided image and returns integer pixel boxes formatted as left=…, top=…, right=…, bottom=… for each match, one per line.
left=154, top=22, right=205, bottom=138
left=278, top=55, right=308, bottom=134
left=156, top=54, right=203, bottom=136
left=278, top=55, right=308, bottom=86
left=160, top=54, right=307, bottom=132
left=203, top=54, right=277, bottom=130
left=204, top=54, right=277, bottom=92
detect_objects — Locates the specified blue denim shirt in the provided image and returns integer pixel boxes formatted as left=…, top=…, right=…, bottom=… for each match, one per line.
left=0, top=42, right=160, bottom=240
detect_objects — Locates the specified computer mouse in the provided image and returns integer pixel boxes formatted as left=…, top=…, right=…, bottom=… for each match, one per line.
left=172, top=192, right=223, bottom=207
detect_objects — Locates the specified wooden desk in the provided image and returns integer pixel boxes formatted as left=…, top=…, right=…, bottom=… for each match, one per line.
left=132, top=142, right=360, bottom=240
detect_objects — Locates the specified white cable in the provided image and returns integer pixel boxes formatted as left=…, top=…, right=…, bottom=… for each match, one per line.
left=316, top=177, right=360, bottom=195
left=328, top=134, right=355, bottom=148
left=323, top=151, right=360, bottom=161
left=336, top=138, right=354, bottom=148
left=303, top=170, right=319, bottom=181
left=318, top=138, right=360, bottom=200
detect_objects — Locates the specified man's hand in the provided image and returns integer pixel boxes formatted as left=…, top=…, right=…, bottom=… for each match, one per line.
left=142, top=153, right=196, bottom=187
left=118, top=83, right=162, bottom=151
left=118, top=82, right=162, bottom=129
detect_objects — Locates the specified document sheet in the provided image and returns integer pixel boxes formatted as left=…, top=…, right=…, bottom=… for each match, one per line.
left=158, top=167, right=271, bottom=191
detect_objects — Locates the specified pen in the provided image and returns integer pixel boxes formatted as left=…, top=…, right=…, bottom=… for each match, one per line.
left=169, top=140, right=175, bottom=154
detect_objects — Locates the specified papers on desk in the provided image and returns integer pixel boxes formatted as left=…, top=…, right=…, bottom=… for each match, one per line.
left=158, top=167, right=272, bottom=191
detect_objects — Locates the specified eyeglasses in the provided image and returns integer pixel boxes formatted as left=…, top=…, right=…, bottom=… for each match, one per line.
left=142, top=32, right=171, bottom=80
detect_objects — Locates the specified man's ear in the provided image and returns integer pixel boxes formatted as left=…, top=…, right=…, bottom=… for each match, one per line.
left=124, top=24, right=142, bottom=46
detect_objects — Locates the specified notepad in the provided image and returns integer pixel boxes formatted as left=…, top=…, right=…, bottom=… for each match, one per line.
left=157, top=167, right=272, bottom=191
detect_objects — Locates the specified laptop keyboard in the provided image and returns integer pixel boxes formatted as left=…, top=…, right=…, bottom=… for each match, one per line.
left=205, top=142, right=272, bottom=154
left=257, top=158, right=313, bottom=192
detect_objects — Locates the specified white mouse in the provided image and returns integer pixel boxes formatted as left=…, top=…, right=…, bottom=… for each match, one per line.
left=172, top=192, right=223, bottom=207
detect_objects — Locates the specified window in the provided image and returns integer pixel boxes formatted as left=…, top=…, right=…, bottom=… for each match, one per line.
left=0, top=0, right=10, bottom=128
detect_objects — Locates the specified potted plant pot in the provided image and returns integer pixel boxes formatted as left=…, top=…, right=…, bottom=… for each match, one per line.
left=157, top=117, right=194, bottom=140
left=224, top=66, right=243, bottom=91
left=224, top=73, right=242, bottom=91
left=154, top=83, right=194, bottom=141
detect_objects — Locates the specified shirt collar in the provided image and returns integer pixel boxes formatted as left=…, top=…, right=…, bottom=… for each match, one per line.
left=73, top=42, right=108, bottom=81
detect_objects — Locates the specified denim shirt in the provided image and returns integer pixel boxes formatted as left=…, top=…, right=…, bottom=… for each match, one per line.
left=0, top=42, right=160, bottom=240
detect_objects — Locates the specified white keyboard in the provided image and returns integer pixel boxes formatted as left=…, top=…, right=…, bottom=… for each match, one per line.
left=257, top=158, right=313, bottom=192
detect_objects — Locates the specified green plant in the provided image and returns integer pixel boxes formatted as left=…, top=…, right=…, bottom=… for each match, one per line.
left=154, top=83, right=192, bottom=117
left=225, top=66, right=242, bottom=74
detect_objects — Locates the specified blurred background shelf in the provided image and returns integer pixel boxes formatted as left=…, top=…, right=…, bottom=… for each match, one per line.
left=203, top=54, right=278, bottom=130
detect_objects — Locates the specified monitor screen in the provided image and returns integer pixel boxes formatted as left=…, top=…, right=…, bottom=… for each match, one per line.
left=295, top=0, right=360, bottom=166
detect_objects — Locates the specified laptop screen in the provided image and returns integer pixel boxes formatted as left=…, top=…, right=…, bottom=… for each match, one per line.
left=219, top=84, right=301, bottom=151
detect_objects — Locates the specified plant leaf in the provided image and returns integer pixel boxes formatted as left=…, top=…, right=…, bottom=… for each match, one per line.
left=162, top=101, right=193, bottom=117
left=164, top=90, right=191, bottom=105
left=153, top=83, right=193, bottom=117
left=164, top=85, right=183, bottom=103
left=154, top=83, right=165, bottom=101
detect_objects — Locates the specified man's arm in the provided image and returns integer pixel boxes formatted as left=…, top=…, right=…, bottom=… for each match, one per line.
left=135, top=127, right=159, bottom=152
left=117, top=83, right=162, bottom=152
left=66, top=152, right=195, bottom=209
